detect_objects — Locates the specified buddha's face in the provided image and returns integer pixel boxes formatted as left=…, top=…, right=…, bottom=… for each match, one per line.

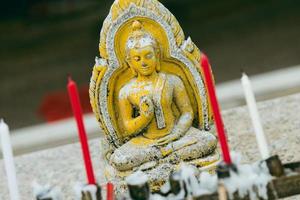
left=128, top=45, right=158, bottom=76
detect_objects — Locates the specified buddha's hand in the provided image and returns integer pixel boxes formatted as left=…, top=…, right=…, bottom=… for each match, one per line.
left=139, top=95, right=154, bottom=119
left=156, top=129, right=184, bottom=146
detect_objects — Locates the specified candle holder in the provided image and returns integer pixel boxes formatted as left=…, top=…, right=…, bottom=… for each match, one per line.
left=192, top=157, right=300, bottom=200
left=75, top=183, right=102, bottom=200
left=265, top=155, right=284, bottom=177
left=216, top=162, right=237, bottom=179
left=126, top=171, right=150, bottom=200
left=169, top=171, right=184, bottom=196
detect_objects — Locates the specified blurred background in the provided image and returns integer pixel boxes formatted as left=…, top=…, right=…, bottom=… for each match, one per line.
left=1, top=0, right=300, bottom=132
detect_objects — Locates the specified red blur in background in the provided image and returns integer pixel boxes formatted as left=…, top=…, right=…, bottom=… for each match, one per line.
left=38, top=85, right=92, bottom=122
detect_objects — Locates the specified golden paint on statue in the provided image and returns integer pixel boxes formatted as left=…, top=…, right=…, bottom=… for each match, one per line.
left=89, top=0, right=219, bottom=189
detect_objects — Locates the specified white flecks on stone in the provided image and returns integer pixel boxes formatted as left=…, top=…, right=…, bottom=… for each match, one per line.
left=118, top=73, right=187, bottom=132
left=110, top=127, right=217, bottom=171
left=126, top=34, right=155, bottom=50
left=118, top=79, right=152, bottom=100
left=136, top=161, right=157, bottom=171
left=94, top=56, right=108, bottom=67
left=181, top=37, right=194, bottom=53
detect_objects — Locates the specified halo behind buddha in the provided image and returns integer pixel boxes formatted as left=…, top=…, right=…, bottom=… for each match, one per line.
left=89, top=0, right=213, bottom=148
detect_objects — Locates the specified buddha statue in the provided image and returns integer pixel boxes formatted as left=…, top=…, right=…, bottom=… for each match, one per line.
left=109, top=21, right=217, bottom=171
left=89, top=0, right=220, bottom=187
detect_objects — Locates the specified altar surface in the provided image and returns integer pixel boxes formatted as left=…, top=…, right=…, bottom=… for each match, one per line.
left=1, top=93, right=300, bottom=199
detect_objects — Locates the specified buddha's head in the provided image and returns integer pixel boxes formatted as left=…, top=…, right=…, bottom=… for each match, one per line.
left=125, top=20, right=161, bottom=77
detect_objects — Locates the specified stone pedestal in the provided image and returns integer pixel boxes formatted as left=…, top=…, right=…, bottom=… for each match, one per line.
left=1, top=93, right=300, bottom=199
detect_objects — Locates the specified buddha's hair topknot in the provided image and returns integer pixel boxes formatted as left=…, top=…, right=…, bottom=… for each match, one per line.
left=125, top=20, right=159, bottom=56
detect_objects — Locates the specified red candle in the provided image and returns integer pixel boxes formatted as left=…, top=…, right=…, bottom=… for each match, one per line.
left=67, top=77, right=96, bottom=184
left=201, top=54, right=232, bottom=164
left=106, top=182, right=114, bottom=200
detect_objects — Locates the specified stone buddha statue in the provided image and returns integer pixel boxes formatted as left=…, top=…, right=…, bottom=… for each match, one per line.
left=89, top=0, right=220, bottom=188
left=109, top=20, right=217, bottom=171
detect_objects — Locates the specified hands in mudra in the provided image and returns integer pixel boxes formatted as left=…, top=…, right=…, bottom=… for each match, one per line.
left=139, top=96, right=154, bottom=119
left=139, top=96, right=184, bottom=146
left=156, top=129, right=184, bottom=146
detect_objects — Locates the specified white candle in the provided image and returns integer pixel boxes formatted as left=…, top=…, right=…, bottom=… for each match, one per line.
left=241, top=73, right=270, bottom=159
left=0, top=119, right=20, bottom=200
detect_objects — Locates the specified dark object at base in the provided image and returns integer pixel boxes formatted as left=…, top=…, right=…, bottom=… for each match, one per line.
left=265, top=155, right=284, bottom=177
left=128, top=182, right=150, bottom=200
left=193, top=161, right=300, bottom=200
left=216, top=162, right=237, bottom=179
left=81, top=184, right=102, bottom=200
left=169, top=171, right=182, bottom=195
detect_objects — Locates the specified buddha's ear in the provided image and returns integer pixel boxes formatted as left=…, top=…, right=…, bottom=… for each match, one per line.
left=156, top=47, right=161, bottom=58
left=156, top=61, right=161, bottom=72
left=130, top=66, right=137, bottom=76
left=126, top=58, right=138, bottom=76
left=155, top=48, right=161, bottom=72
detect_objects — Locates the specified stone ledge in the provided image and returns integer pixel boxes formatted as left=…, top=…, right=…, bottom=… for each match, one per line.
left=1, top=93, right=300, bottom=199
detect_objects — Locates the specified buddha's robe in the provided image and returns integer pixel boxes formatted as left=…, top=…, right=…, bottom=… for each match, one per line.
left=110, top=73, right=217, bottom=171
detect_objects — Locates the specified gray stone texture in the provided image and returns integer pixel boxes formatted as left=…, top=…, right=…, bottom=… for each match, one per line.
left=1, top=93, right=300, bottom=199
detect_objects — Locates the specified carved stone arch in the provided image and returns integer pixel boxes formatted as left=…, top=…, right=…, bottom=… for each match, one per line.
left=90, top=0, right=212, bottom=148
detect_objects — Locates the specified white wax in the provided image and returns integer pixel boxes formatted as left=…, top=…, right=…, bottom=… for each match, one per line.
left=126, top=171, right=148, bottom=186
left=241, top=74, right=270, bottom=159
left=74, top=183, right=98, bottom=200
left=33, top=182, right=62, bottom=200
left=0, top=119, right=20, bottom=200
